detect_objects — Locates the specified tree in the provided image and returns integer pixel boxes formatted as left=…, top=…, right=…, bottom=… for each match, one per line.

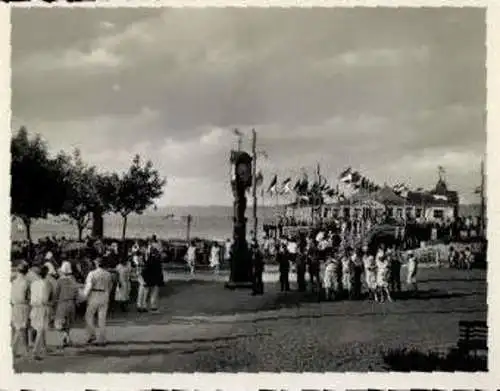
left=11, top=126, right=66, bottom=242
left=107, top=155, right=166, bottom=241
left=59, top=149, right=102, bottom=241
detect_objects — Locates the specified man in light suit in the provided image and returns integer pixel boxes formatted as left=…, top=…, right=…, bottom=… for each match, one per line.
left=83, top=257, right=113, bottom=346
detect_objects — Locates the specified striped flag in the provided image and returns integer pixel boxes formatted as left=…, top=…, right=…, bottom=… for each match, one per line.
left=281, top=177, right=292, bottom=194
left=267, top=174, right=278, bottom=194
left=293, top=178, right=301, bottom=192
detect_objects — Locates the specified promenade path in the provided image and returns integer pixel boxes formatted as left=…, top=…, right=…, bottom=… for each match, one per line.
left=13, top=268, right=486, bottom=372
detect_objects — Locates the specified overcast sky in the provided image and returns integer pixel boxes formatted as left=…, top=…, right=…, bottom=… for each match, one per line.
left=11, top=7, right=485, bottom=206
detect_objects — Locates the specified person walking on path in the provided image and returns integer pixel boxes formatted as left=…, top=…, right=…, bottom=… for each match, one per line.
left=83, top=257, right=113, bottom=346
left=115, top=257, right=132, bottom=312
left=44, top=261, right=58, bottom=329
left=11, top=262, right=31, bottom=358
left=142, top=236, right=164, bottom=312
left=29, top=265, right=54, bottom=360
left=53, top=261, right=79, bottom=347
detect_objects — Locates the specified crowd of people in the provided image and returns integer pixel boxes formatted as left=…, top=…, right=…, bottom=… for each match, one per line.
left=10, top=235, right=167, bottom=360
left=11, top=219, right=479, bottom=360
left=264, top=229, right=418, bottom=302
left=278, top=211, right=484, bottom=248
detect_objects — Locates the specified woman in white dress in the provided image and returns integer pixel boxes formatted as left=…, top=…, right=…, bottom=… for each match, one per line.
left=209, top=243, right=220, bottom=275
left=362, top=246, right=377, bottom=301
left=341, top=249, right=354, bottom=298
left=376, top=248, right=392, bottom=302
left=185, top=242, right=197, bottom=276
left=323, top=252, right=340, bottom=301
left=406, top=250, right=419, bottom=291
left=115, top=258, right=132, bottom=311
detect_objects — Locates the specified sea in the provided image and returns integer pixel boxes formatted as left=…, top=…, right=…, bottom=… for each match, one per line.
left=11, top=205, right=281, bottom=243
left=11, top=204, right=481, bottom=243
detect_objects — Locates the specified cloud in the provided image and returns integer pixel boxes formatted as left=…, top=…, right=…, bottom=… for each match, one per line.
left=11, top=7, right=486, bottom=206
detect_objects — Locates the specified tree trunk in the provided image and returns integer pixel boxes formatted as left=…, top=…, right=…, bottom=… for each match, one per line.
left=121, top=215, right=128, bottom=241
left=91, top=208, right=104, bottom=239
left=77, top=223, right=84, bottom=242
left=22, top=217, right=32, bottom=243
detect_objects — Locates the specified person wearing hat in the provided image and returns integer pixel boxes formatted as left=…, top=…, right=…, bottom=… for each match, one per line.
left=11, top=261, right=31, bottom=357
left=54, top=261, right=79, bottom=347
left=82, top=256, right=113, bottom=345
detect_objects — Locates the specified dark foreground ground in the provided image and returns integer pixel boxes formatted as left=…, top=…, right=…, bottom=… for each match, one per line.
left=13, top=268, right=486, bottom=372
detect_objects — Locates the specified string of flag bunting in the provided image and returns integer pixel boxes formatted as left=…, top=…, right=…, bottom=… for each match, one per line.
left=251, top=165, right=457, bottom=205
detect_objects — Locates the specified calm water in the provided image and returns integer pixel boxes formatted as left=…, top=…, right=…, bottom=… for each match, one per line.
left=11, top=205, right=282, bottom=242
left=11, top=204, right=479, bottom=243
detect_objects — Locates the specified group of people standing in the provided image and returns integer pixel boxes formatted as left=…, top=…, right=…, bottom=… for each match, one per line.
left=11, top=235, right=166, bottom=360
left=269, top=230, right=419, bottom=302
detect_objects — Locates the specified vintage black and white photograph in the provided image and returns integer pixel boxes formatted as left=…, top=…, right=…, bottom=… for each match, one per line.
left=9, top=7, right=487, bottom=373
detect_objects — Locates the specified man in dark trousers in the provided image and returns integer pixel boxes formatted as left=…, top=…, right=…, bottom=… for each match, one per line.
left=296, top=235, right=307, bottom=292
left=251, top=241, right=264, bottom=295
left=389, top=245, right=402, bottom=295
left=276, top=242, right=290, bottom=292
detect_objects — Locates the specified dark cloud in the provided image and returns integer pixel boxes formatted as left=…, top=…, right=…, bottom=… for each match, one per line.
left=11, top=7, right=486, bottom=205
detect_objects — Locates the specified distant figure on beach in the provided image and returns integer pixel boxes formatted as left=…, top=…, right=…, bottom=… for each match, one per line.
left=186, top=241, right=197, bottom=276
left=209, top=242, right=220, bottom=275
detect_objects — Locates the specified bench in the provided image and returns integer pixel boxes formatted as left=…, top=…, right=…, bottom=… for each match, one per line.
left=457, top=320, right=488, bottom=357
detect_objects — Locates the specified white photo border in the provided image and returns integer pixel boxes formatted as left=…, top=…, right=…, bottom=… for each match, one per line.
left=1, top=1, right=499, bottom=389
